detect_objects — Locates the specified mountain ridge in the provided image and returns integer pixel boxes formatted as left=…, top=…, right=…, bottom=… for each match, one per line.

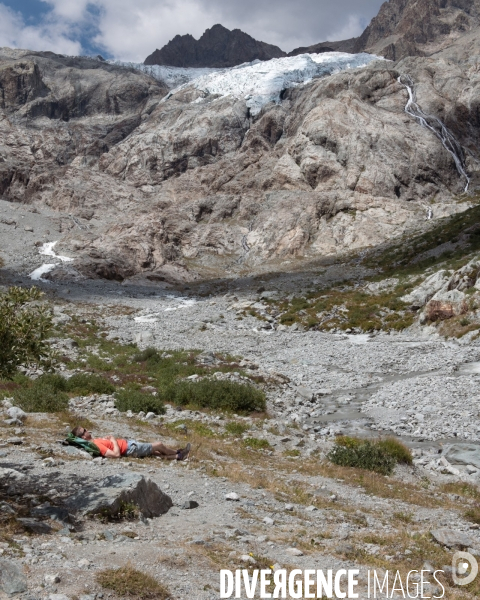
left=144, top=0, right=480, bottom=68
left=144, top=24, right=285, bottom=68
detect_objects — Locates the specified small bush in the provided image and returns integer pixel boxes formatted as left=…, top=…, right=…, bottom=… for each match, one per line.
left=133, top=347, right=161, bottom=364
left=225, top=421, right=250, bottom=435
left=328, top=436, right=413, bottom=475
left=115, top=389, right=165, bottom=415
left=327, top=439, right=396, bottom=475
left=13, top=383, right=69, bottom=413
left=96, top=564, right=171, bottom=599
left=243, top=437, right=271, bottom=450
left=161, top=379, right=266, bottom=413
left=66, top=373, right=115, bottom=395
left=376, top=437, right=413, bottom=465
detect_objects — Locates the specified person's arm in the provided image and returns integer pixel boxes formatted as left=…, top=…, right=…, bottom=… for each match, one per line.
left=103, top=436, right=121, bottom=458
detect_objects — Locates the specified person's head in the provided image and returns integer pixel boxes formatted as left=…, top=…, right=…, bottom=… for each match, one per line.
left=71, top=425, right=92, bottom=440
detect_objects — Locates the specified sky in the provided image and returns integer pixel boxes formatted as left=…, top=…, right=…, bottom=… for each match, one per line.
left=0, top=0, right=386, bottom=62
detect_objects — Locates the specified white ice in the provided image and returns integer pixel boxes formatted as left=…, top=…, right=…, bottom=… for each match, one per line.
left=30, top=241, right=74, bottom=281
left=29, top=264, right=56, bottom=281
left=170, top=52, right=382, bottom=115
left=110, top=61, right=220, bottom=89
left=40, top=241, right=73, bottom=262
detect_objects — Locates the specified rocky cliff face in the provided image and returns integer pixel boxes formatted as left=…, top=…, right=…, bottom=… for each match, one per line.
left=144, top=24, right=285, bottom=68
left=356, top=0, right=480, bottom=59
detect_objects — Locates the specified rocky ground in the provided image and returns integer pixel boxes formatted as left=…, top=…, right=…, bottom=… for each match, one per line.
left=2, top=266, right=480, bottom=599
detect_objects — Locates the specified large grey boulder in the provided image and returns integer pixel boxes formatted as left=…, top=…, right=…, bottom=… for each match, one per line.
left=431, top=529, right=474, bottom=549
left=6, top=407, right=26, bottom=422
left=401, top=271, right=448, bottom=307
left=65, top=474, right=172, bottom=518
left=0, top=559, right=27, bottom=595
left=443, top=444, right=480, bottom=470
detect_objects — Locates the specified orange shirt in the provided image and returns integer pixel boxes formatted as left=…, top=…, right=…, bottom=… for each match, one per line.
left=93, top=438, right=128, bottom=456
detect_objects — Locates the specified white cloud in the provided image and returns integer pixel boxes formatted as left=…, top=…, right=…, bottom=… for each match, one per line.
left=0, top=0, right=385, bottom=60
left=327, top=14, right=365, bottom=42
left=0, top=3, right=81, bottom=55
left=91, top=0, right=219, bottom=62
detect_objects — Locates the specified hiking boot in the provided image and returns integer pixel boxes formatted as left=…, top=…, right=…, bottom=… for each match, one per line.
left=176, top=442, right=191, bottom=461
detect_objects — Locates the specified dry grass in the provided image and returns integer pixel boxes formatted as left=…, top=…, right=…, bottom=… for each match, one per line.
left=55, top=411, right=96, bottom=432
left=96, top=564, right=171, bottom=599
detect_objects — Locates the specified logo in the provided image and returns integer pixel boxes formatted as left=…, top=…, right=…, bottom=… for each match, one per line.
left=452, top=551, right=478, bottom=586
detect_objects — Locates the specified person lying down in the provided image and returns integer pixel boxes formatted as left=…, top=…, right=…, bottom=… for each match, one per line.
left=71, top=425, right=190, bottom=460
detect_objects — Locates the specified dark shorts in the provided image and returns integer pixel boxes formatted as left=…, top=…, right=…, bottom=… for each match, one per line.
left=126, top=440, right=152, bottom=458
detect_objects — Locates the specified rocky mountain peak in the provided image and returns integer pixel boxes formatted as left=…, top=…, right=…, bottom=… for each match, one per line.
left=144, top=24, right=286, bottom=68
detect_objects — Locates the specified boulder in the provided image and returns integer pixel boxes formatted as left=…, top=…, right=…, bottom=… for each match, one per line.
left=0, top=467, right=25, bottom=482
left=402, top=271, right=448, bottom=307
left=431, top=529, right=473, bottom=549
left=297, top=386, right=314, bottom=401
left=134, top=331, right=154, bottom=345
left=0, top=559, right=27, bottom=595
left=443, top=445, right=480, bottom=470
left=65, top=474, right=172, bottom=518
left=17, top=518, right=53, bottom=534
left=6, top=407, right=26, bottom=422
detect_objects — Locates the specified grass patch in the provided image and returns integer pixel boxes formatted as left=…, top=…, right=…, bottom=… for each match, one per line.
left=162, top=379, right=266, bottom=414
left=225, top=421, right=250, bottom=435
left=440, top=482, right=480, bottom=500
left=327, top=436, right=412, bottom=475
left=283, top=449, right=301, bottom=457
left=115, top=388, right=165, bottom=415
left=55, top=411, right=95, bottom=431
left=243, top=437, right=271, bottom=450
left=96, top=565, right=171, bottom=599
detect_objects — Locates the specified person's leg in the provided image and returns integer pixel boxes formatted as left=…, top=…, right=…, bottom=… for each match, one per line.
left=151, top=441, right=178, bottom=459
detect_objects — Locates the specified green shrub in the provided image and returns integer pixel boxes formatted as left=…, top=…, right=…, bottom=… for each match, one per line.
left=376, top=437, right=412, bottom=465
left=13, top=383, right=69, bottom=413
left=36, top=373, right=68, bottom=392
left=327, top=439, right=396, bottom=475
left=115, top=388, right=165, bottom=415
left=0, top=286, right=53, bottom=379
left=34, top=372, right=115, bottom=396
left=66, top=373, right=115, bottom=395
left=161, top=379, right=266, bottom=413
left=133, top=347, right=162, bottom=364
left=225, top=421, right=250, bottom=435
left=243, top=437, right=271, bottom=450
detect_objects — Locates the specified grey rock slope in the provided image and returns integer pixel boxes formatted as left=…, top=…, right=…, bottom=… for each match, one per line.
left=356, top=0, right=480, bottom=60
left=144, top=24, right=286, bottom=68
left=0, top=38, right=479, bottom=283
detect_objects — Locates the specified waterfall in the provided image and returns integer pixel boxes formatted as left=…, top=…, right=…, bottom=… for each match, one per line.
left=398, top=75, right=470, bottom=193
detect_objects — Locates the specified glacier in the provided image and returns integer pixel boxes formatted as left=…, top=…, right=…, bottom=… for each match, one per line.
left=110, top=61, right=221, bottom=90
left=186, top=52, right=382, bottom=115
left=114, top=52, right=381, bottom=116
